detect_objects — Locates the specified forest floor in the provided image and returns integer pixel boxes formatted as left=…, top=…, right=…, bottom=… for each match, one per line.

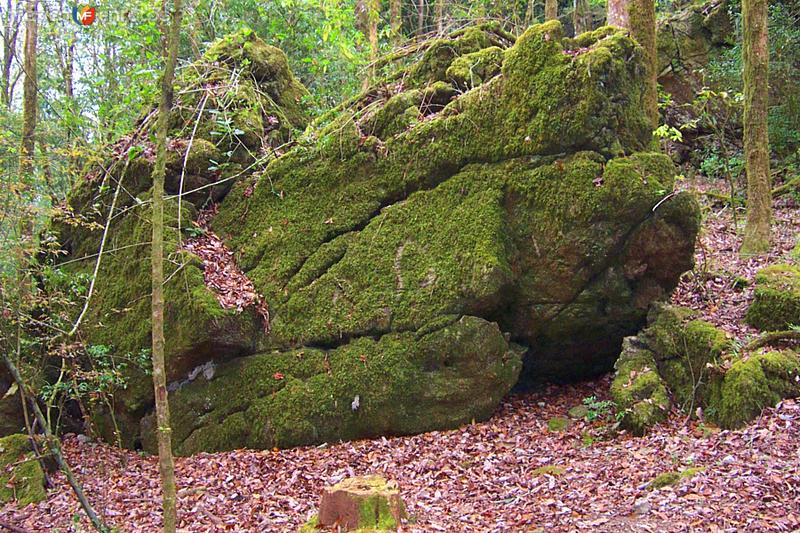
left=2, top=177, right=799, bottom=533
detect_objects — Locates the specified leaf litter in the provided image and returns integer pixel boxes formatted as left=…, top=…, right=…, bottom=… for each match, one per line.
left=2, top=177, right=799, bottom=532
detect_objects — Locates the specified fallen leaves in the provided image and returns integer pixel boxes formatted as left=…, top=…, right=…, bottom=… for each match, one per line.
left=182, top=204, right=270, bottom=332
left=3, top=383, right=800, bottom=532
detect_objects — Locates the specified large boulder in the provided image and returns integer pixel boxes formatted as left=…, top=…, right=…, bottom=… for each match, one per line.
left=52, top=22, right=699, bottom=453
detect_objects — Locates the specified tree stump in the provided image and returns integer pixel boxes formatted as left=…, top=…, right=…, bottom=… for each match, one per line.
left=309, top=475, right=406, bottom=531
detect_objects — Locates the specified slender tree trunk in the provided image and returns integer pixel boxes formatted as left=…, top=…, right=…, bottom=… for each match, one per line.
left=2, top=355, right=109, bottom=532
left=606, top=0, right=629, bottom=27
left=573, top=0, right=590, bottom=34
left=545, top=0, right=557, bottom=21
left=152, top=0, right=183, bottom=531
left=19, top=0, right=37, bottom=179
left=390, top=0, right=402, bottom=43
left=629, top=0, right=658, bottom=128
left=417, top=0, right=425, bottom=35
left=740, top=0, right=771, bottom=255
left=435, top=0, right=444, bottom=33
left=364, top=0, right=379, bottom=88
left=1, top=0, right=21, bottom=108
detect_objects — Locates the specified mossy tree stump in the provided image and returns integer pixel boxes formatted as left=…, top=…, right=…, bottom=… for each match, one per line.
left=305, top=476, right=406, bottom=532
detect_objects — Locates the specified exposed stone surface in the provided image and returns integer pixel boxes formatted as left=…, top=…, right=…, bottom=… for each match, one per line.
left=657, top=0, right=734, bottom=103
left=51, top=22, right=700, bottom=453
left=0, top=367, right=24, bottom=438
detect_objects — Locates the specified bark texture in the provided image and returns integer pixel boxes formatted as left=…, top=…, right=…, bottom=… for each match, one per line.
left=607, top=0, right=629, bottom=28
left=19, top=0, right=37, bottom=178
left=390, top=0, right=402, bottom=43
left=545, top=0, right=558, bottom=21
left=629, top=0, right=658, bottom=128
left=740, top=0, right=771, bottom=255
left=152, top=0, right=183, bottom=530
left=573, top=0, right=591, bottom=35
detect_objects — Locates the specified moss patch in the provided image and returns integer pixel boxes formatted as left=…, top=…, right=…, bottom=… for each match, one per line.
left=531, top=465, right=566, bottom=476
left=649, top=466, right=704, bottom=489
left=707, top=350, right=800, bottom=429
left=547, top=417, right=570, bottom=432
left=144, top=316, right=522, bottom=454
left=745, top=264, right=800, bottom=331
left=611, top=337, right=670, bottom=435
left=0, top=434, right=46, bottom=506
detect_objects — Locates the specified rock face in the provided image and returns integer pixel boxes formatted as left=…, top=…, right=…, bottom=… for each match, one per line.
left=656, top=0, right=734, bottom=103
left=52, top=22, right=700, bottom=453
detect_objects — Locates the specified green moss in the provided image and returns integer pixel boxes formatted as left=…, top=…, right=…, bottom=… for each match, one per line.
left=531, top=465, right=566, bottom=476
left=649, top=467, right=703, bottom=489
left=708, top=350, right=800, bottom=429
left=611, top=338, right=670, bottom=435
left=745, top=264, right=800, bottom=331
left=0, top=434, right=46, bottom=506
left=446, top=46, right=505, bottom=89
left=568, top=405, right=589, bottom=419
left=547, top=417, right=570, bottom=432
left=147, top=316, right=522, bottom=454
left=642, top=305, right=731, bottom=411
left=62, top=195, right=259, bottom=446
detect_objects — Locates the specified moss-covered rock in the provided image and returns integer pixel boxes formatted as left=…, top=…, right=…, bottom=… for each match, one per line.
left=143, top=316, right=521, bottom=454
left=656, top=0, right=734, bottom=103
left=0, top=434, right=46, bottom=506
left=745, top=264, right=800, bottom=331
left=707, top=350, right=800, bottom=429
left=55, top=23, right=701, bottom=452
left=614, top=304, right=800, bottom=432
left=641, top=304, right=731, bottom=411
left=611, top=337, right=670, bottom=435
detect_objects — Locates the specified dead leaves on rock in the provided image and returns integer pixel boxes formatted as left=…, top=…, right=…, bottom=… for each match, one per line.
left=183, top=204, right=270, bottom=332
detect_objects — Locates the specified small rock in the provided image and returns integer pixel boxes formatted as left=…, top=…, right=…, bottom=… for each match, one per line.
left=537, top=402, right=546, bottom=408
left=568, top=405, right=589, bottom=419
left=76, top=434, right=92, bottom=444
left=632, top=497, right=651, bottom=516
left=721, top=455, right=735, bottom=465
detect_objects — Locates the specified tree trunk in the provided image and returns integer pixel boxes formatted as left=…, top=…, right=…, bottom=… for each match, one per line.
left=435, top=0, right=444, bottom=33
left=545, top=0, right=557, bottom=21
left=629, top=0, right=658, bottom=128
left=365, top=0, right=379, bottom=88
left=152, top=0, right=183, bottom=531
left=525, top=0, right=536, bottom=26
left=19, top=0, right=37, bottom=179
left=606, top=0, right=629, bottom=27
left=573, top=0, right=590, bottom=35
left=1, top=0, right=22, bottom=108
left=390, top=0, right=402, bottom=43
left=417, top=0, right=425, bottom=35
left=2, top=355, right=109, bottom=532
left=740, top=0, right=771, bottom=255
